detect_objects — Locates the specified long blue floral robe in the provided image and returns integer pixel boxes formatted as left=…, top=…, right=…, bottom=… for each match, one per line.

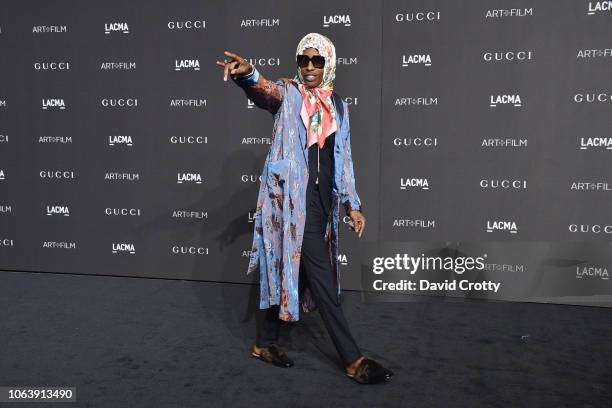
left=232, top=67, right=362, bottom=322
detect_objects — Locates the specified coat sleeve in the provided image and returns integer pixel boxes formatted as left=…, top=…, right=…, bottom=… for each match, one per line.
left=231, top=66, right=284, bottom=115
left=340, top=102, right=363, bottom=217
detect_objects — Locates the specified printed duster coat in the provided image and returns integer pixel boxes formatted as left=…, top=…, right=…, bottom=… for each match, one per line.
left=233, top=67, right=362, bottom=322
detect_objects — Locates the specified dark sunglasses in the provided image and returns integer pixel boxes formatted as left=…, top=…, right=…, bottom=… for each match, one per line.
left=296, top=54, right=326, bottom=69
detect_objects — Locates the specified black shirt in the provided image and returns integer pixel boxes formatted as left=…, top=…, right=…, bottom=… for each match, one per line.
left=306, top=132, right=335, bottom=219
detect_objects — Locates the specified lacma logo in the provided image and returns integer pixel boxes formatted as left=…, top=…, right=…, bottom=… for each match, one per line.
left=105, top=22, right=129, bottom=34
left=108, top=135, right=133, bottom=146
left=402, top=54, right=431, bottom=67
left=400, top=177, right=430, bottom=190
left=177, top=172, right=202, bottom=184
left=112, top=242, right=135, bottom=254
left=323, top=14, right=351, bottom=27
left=46, top=205, right=70, bottom=216
left=576, top=265, right=609, bottom=280
left=42, top=98, right=66, bottom=110
left=490, top=94, right=522, bottom=107
left=579, top=137, right=612, bottom=150
left=486, top=220, right=518, bottom=234
left=587, top=1, right=612, bottom=15
left=174, top=59, right=200, bottom=71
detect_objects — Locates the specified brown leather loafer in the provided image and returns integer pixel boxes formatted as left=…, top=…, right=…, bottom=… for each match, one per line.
left=251, top=344, right=294, bottom=368
left=346, top=357, right=394, bottom=384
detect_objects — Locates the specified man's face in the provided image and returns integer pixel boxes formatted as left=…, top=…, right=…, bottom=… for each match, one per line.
left=299, top=47, right=324, bottom=89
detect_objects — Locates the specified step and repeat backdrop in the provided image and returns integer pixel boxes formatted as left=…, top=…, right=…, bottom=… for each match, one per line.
left=0, top=0, right=610, bottom=306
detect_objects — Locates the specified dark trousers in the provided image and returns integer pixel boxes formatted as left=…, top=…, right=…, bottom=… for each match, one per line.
left=255, top=184, right=362, bottom=366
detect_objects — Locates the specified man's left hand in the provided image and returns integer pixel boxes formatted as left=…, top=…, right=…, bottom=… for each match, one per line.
left=349, top=210, right=366, bottom=238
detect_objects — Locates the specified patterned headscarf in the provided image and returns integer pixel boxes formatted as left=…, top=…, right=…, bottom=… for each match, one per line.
left=293, top=33, right=338, bottom=149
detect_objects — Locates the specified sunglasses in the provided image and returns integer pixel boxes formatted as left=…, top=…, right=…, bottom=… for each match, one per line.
left=296, top=54, right=326, bottom=69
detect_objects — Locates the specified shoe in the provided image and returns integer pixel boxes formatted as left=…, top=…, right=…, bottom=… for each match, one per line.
left=251, top=344, right=294, bottom=368
left=346, top=357, right=394, bottom=384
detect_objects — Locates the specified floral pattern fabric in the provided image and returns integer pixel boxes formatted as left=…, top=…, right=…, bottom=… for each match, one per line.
left=233, top=67, right=362, bottom=322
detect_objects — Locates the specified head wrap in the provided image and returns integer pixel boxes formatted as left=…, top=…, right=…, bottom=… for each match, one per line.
left=293, top=33, right=338, bottom=149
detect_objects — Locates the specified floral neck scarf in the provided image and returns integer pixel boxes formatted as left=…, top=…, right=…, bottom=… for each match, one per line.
left=293, top=33, right=338, bottom=149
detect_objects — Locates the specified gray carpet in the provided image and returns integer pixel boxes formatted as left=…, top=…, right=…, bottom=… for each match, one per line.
left=1, top=270, right=611, bottom=407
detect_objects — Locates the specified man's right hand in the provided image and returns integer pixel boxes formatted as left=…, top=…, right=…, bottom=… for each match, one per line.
left=215, top=50, right=253, bottom=82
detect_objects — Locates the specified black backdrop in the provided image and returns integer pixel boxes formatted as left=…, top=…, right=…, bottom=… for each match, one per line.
left=0, top=0, right=611, bottom=307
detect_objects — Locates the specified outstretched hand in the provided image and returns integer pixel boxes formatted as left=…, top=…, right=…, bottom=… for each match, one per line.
left=348, top=210, right=366, bottom=238
left=215, top=50, right=252, bottom=81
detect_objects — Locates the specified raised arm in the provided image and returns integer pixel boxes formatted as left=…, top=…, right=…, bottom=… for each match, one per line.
left=231, top=66, right=283, bottom=115
left=216, top=50, right=284, bottom=115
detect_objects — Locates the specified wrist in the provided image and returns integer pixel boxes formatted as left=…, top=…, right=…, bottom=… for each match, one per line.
left=232, top=65, right=258, bottom=85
